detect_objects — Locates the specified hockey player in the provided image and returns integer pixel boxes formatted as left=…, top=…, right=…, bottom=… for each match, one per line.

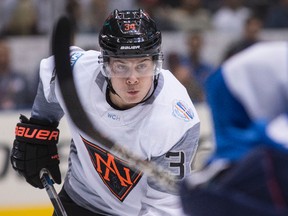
left=180, top=41, right=288, bottom=216
left=11, top=9, right=200, bottom=216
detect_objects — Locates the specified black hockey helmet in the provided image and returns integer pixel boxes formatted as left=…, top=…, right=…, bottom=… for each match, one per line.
left=99, top=9, right=163, bottom=60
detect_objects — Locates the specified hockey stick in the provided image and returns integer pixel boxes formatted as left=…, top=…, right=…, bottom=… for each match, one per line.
left=52, top=16, right=178, bottom=193
left=40, top=169, right=68, bottom=216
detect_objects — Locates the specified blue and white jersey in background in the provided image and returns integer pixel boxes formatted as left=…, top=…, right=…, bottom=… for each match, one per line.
left=206, top=41, right=288, bottom=162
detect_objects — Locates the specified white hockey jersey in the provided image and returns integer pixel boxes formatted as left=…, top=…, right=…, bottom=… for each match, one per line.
left=32, top=46, right=200, bottom=215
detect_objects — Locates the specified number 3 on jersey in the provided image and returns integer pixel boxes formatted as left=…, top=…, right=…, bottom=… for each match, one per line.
left=165, top=151, right=185, bottom=179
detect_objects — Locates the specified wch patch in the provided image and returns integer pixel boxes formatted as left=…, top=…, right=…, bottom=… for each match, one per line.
left=172, top=100, right=194, bottom=122
left=81, top=135, right=143, bottom=202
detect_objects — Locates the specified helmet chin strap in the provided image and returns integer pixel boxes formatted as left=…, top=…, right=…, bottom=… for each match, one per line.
left=105, top=77, right=117, bottom=95
left=106, top=74, right=159, bottom=106
left=141, top=74, right=159, bottom=103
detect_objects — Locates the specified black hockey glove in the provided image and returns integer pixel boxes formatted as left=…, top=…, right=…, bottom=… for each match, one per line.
left=11, top=114, right=61, bottom=189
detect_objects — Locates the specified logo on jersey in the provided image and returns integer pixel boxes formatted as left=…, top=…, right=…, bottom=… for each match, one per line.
left=107, top=113, right=120, bottom=121
left=70, top=52, right=84, bottom=68
left=81, top=135, right=143, bottom=202
left=172, top=100, right=194, bottom=122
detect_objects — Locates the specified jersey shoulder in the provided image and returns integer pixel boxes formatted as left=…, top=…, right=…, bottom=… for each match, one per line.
left=143, top=70, right=200, bottom=156
left=156, top=69, right=199, bottom=125
left=70, top=46, right=101, bottom=71
left=39, top=46, right=101, bottom=102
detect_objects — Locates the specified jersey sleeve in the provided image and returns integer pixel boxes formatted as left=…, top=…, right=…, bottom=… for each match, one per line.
left=31, top=54, right=64, bottom=122
left=149, top=124, right=200, bottom=189
left=31, top=46, right=86, bottom=122
left=139, top=123, right=200, bottom=215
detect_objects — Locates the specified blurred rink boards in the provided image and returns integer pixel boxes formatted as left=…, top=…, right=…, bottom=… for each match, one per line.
left=0, top=207, right=53, bottom=216
left=0, top=105, right=214, bottom=215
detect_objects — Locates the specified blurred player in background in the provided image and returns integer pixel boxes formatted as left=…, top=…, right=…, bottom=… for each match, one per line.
left=181, top=41, right=288, bottom=216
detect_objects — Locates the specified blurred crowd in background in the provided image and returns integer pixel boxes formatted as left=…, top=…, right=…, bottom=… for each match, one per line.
left=1, top=0, right=288, bottom=35
left=0, top=0, right=288, bottom=110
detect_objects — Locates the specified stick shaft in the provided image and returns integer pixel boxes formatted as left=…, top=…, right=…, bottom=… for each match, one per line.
left=40, top=169, right=68, bottom=216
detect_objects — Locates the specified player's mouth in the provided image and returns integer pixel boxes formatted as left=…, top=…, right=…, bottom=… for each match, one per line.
left=127, top=90, right=139, bottom=95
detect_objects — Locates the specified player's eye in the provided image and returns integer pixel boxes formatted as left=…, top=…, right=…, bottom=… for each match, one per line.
left=113, top=63, right=128, bottom=74
left=136, top=63, right=148, bottom=71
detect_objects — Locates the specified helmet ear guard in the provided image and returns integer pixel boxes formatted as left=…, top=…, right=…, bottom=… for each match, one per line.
left=98, top=8, right=163, bottom=78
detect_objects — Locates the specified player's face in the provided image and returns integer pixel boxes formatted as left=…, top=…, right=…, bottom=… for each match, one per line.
left=108, top=57, right=154, bottom=109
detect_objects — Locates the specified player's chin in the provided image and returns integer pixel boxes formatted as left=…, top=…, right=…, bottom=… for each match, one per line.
left=125, top=97, right=142, bottom=105
left=124, top=94, right=144, bottom=104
